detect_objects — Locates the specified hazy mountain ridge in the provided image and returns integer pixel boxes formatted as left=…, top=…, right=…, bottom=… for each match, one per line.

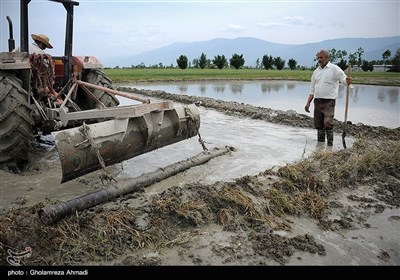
left=103, top=36, right=400, bottom=68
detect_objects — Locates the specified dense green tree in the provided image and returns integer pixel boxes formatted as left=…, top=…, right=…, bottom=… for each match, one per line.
left=273, top=56, right=285, bottom=70
left=230, top=53, right=245, bottom=69
left=262, top=55, right=273, bottom=70
left=361, top=60, right=374, bottom=72
left=199, top=53, right=207, bottom=69
left=337, top=59, right=348, bottom=70
left=288, top=58, right=297, bottom=70
left=176, top=55, right=188, bottom=69
left=213, top=55, right=227, bottom=70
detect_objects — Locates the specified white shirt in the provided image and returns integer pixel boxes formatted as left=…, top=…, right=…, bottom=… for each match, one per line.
left=309, top=62, right=347, bottom=99
left=29, top=43, right=45, bottom=54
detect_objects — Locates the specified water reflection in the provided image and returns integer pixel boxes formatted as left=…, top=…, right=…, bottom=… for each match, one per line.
left=177, top=85, right=188, bottom=93
left=261, top=83, right=285, bottom=93
left=213, top=83, right=225, bottom=94
left=120, top=80, right=399, bottom=128
left=199, top=85, right=206, bottom=95
left=287, top=83, right=295, bottom=91
left=230, top=83, right=244, bottom=94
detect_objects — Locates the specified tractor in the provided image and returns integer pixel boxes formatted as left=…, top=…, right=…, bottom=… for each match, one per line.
left=0, top=0, right=200, bottom=183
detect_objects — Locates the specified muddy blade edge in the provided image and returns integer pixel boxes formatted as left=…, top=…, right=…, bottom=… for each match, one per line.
left=53, top=104, right=200, bottom=183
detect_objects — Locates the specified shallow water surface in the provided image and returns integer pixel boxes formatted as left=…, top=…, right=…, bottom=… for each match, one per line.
left=120, top=80, right=399, bottom=128
left=115, top=105, right=353, bottom=193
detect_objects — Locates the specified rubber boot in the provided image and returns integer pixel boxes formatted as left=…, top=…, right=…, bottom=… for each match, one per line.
left=317, top=129, right=325, bottom=142
left=326, top=129, right=333, bottom=146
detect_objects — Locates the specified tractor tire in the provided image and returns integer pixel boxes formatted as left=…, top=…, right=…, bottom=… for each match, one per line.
left=0, top=71, right=34, bottom=164
left=81, top=69, right=120, bottom=109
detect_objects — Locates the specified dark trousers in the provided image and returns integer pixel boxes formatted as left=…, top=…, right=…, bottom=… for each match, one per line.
left=313, top=98, right=336, bottom=130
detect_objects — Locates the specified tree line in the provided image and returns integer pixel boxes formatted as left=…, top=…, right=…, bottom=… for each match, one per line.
left=117, top=47, right=400, bottom=72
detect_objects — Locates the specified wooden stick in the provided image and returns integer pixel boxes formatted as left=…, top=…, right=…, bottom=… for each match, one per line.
left=342, top=64, right=352, bottom=149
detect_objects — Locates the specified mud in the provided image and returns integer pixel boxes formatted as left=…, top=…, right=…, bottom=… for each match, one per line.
left=0, top=88, right=399, bottom=266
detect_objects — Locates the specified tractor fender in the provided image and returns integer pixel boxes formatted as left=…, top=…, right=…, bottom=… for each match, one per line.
left=73, top=56, right=103, bottom=70
left=0, top=52, right=30, bottom=70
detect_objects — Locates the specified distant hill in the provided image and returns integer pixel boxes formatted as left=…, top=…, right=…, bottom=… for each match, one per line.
left=103, top=36, right=400, bottom=68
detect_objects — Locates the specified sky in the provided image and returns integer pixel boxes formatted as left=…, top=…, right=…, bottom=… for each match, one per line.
left=1, top=0, right=399, bottom=62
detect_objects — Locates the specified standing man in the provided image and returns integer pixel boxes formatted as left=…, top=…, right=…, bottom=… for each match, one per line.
left=304, top=49, right=352, bottom=146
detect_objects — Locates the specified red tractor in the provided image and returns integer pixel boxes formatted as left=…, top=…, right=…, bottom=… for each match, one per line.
left=0, top=0, right=200, bottom=183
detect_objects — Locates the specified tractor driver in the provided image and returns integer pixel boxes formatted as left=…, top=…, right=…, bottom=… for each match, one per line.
left=30, top=33, right=53, bottom=54
left=28, top=34, right=62, bottom=106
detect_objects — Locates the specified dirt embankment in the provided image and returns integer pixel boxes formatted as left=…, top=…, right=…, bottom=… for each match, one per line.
left=0, top=89, right=399, bottom=266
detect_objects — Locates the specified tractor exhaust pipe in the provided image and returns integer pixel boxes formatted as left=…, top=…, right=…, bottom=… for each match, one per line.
left=6, top=16, right=15, bottom=52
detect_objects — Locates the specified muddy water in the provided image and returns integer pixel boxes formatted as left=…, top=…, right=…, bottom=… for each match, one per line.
left=0, top=145, right=101, bottom=210
left=0, top=101, right=354, bottom=211
left=115, top=100, right=354, bottom=195
left=283, top=185, right=400, bottom=265
left=271, top=208, right=400, bottom=265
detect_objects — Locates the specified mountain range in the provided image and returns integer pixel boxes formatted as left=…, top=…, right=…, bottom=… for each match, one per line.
left=103, top=36, right=400, bottom=68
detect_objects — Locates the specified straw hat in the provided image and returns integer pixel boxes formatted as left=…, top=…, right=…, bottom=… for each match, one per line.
left=31, top=34, right=53, bottom=49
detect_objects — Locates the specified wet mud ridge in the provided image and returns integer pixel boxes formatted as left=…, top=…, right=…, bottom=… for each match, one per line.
left=0, top=90, right=399, bottom=266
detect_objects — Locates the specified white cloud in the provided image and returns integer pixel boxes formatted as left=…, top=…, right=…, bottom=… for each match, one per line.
left=225, top=24, right=245, bottom=33
left=283, top=16, right=312, bottom=26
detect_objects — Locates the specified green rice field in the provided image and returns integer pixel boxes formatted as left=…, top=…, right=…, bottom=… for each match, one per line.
left=103, top=68, right=400, bottom=86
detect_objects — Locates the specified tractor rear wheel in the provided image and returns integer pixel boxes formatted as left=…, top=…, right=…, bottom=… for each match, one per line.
left=79, top=69, right=120, bottom=109
left=0, top=71, right=34, bottom=164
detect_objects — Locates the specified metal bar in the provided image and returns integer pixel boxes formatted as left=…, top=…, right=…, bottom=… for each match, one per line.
left=57, top=101, right=174, bottom=125
left=32, top=96, right=48, bottom=120
left=20, top=0, right=30, bottom=53
left=79, top=84, right=106, bottom=108
left=60, top=81, right=77, bottom=108
left=76, top=80, right=151, bottom=104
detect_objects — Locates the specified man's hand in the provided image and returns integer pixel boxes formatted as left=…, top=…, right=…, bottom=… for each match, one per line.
left=305, top=104, right=310, bottom=113
left=305, top=94, right=313, bottom=113
left=346, top=77, right=353, bottom=85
